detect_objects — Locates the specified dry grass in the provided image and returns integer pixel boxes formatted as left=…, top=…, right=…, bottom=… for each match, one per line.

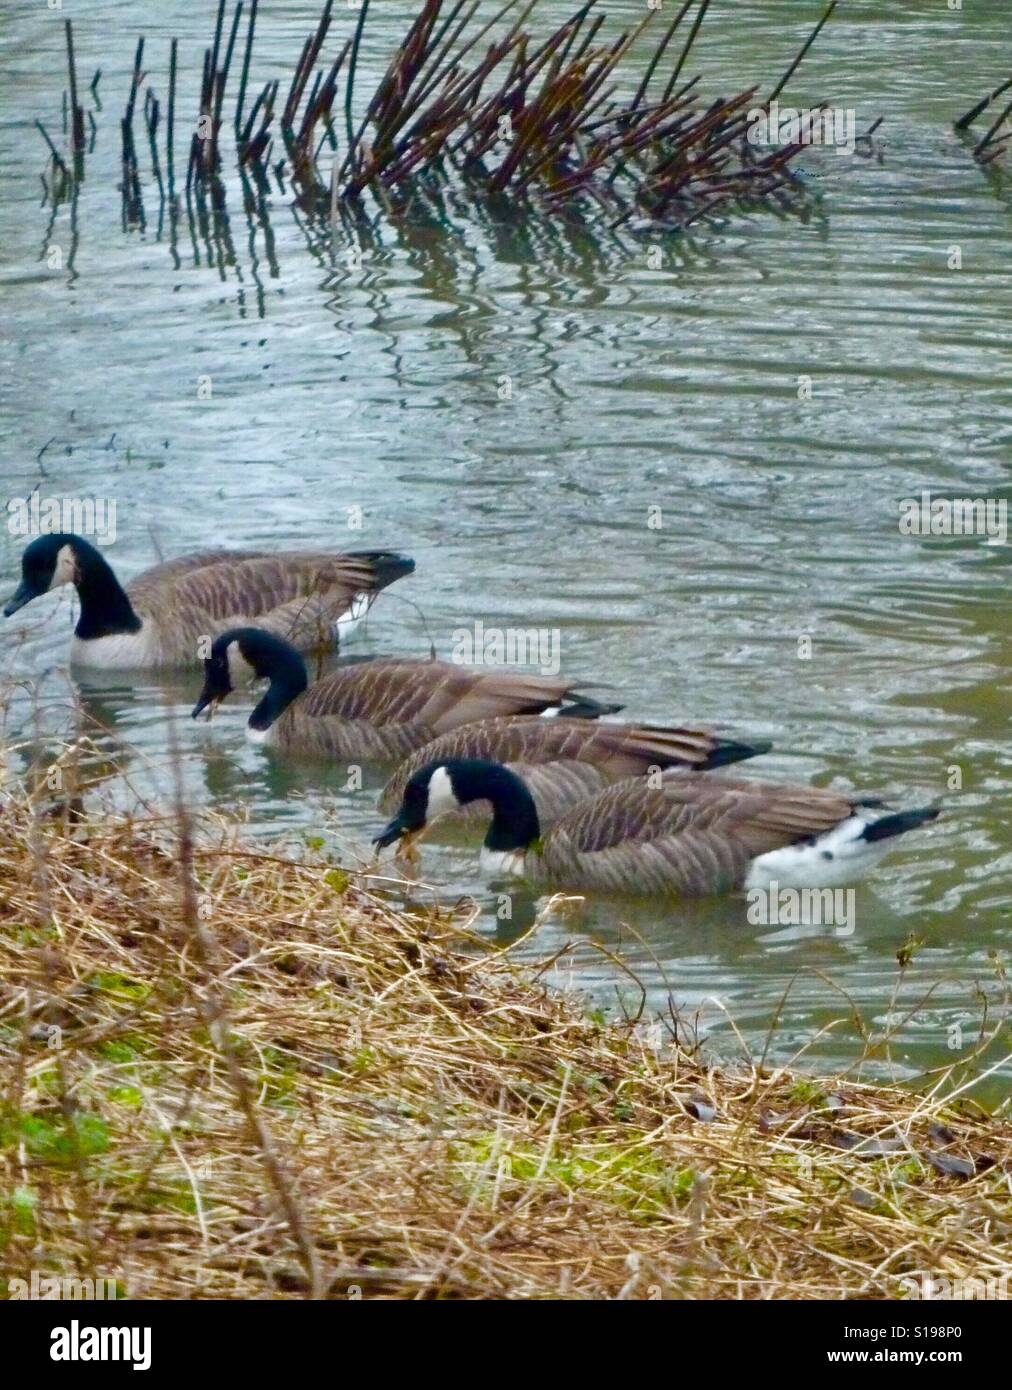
left=1, top=774, right=1010, bottom=1301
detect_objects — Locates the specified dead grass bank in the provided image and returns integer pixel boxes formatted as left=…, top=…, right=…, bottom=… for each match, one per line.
left=1, top=781, right=1009, bottom=1300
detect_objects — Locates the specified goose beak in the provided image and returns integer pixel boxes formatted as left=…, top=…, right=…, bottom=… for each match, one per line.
left=191, top=690, right=220, bottom=720
left=373, top=814, right=409, bottom=851
left=372, top=819, right=424, bottom=863
left=3, top=581, right=33, bottom=618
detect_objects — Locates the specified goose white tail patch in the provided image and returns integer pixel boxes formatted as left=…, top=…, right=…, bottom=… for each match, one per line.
left=335, top=592, right=371, bottom=642
left=744, top=815, right=890, bottom=891
left=539, top=706, right=562, bottom=719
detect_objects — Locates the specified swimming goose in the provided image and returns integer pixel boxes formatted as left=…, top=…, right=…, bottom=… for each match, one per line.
left=378, top=716, right=770, bottom=828
left=373, top=759, right=940, bottom=897
left=191, top=627, right=623, bottom=759
left=3, top=532, right=414, bottom=668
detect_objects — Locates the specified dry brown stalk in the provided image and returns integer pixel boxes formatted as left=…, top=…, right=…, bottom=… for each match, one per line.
left=1, top=773, right=1009, bottom=1300
left=41, top=1, right=861, bottom=234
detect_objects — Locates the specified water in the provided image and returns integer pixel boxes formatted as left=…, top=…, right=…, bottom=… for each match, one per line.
left=2, top=1, right=1010, bottom=1096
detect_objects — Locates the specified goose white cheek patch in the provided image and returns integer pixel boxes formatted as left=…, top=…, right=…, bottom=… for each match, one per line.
left=51, top=544, right=77, bottom=588
left=226, top=640, right=253, bottom=684
left=426, top=767, right=459, bottom=821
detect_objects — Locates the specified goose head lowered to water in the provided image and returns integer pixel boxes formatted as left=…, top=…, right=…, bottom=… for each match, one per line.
left=378, top=713, right=771, bottom=830
left=191, top=626, right=626, bottom=761
left=374, top=758, right=940, bottom=898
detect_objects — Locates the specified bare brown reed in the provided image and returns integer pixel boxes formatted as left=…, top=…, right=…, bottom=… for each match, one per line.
left=42, top=2, right=860, bottom=231
left=956, top=77, right=1012, bottom=166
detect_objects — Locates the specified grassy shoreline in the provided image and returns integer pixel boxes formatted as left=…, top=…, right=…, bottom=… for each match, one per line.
left=1, top=786, right=1009, bottom=1300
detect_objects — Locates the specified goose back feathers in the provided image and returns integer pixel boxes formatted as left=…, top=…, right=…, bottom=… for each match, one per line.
left=281, top=661, right=618, bottom=761
left=530, top=773, right=868, bottom=895
left=379, top=716, right=769, bottom=827
left=4, top=533, right=414, bottom=667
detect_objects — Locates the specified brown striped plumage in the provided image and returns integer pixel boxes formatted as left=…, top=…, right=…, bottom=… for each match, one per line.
left=530, top=772, right=859, bottom=895
left=125, top=550, right=411, bottom=663
left=378, top=716, right=765, bottom=826
left=265, top=660, right=609, bottom=760
left=375, top=758, right=916, bottom=898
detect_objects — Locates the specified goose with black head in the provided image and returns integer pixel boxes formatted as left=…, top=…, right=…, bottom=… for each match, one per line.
left=191, top=627, right=625, bottom=759
left=3, top=533, right=415, bottom=668
left=374, top=758, right=940, bottom=897
left=379, top=714, right=770, bottom=829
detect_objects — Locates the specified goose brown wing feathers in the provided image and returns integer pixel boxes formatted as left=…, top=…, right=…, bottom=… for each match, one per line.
left=378, top=716, right=747, bottom=820
left=556, top=774, right=855, bottom=854
left=540, top=775, right=858, bottom=895
left=247, top=593, right=361, bottom=650
left=300, top=661, right=580, bottom=729
left=125, top=550, right=268, bottom=599
left=128, top=552, right=393, bottom=626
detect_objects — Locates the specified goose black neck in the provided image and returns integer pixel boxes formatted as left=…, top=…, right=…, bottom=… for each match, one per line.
left=247, top=643, right=309, bottom=732
left=448, top=761, right=542, bottom=853
left=68, top=536, right=141, bottom=640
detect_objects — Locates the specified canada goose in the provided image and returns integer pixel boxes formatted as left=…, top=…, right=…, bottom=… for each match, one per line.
left=379, top=716, right=770, bottom=828
left=374, top=759, right=940, bottom=897
left=191, top=627, right=623, bottom=759
left=3, top=532, right=414, bottom=669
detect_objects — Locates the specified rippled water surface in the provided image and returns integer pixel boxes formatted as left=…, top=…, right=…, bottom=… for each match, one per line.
left=2, top=1, right=1010, bottom=1094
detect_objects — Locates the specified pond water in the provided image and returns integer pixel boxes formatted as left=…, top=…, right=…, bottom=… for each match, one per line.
left=2, top=1, right=1010, bottom=1096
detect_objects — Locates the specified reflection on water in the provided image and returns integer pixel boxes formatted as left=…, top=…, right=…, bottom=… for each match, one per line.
left=1, top=1, right=1010, bottom=1097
